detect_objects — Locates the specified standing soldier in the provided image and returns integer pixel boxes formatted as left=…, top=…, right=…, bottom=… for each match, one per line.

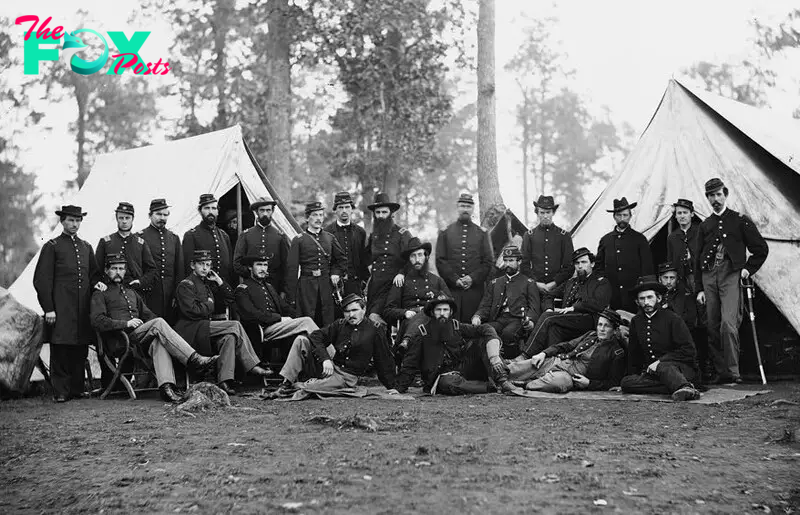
left=286, top=201, right=346, bottom=327
left=33, top=205, right=106, bottom=402
left=364, top=192, right=414, bottom=325
left=95, top=202, right=157, bottom=294
left=436, top=193, right=494, bottom=323
left=521, top=195, right=574, bottom=302
left=324, top=191, right=370, bottom=307
left=666, top=198, right=699, bottom=285
left=182, top=194, right=234, bottom=317
left=232, top=197, right=290, bottom=294
left=695, top=178, right=768, bottom=384
left=138, top=199, right=183, bottom=321
left=595, top=197, right=654, bottom=312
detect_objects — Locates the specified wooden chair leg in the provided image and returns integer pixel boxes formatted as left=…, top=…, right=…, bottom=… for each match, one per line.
left=100, top=349, right=133, bottom=400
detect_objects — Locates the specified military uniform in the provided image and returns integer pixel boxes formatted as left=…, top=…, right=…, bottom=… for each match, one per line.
left=662, top=282, right=697, bottom=329
left=396, top=320, right=500, bottom=395
left=521, top=272, right=611, bottom=358
left=96, top=232, right=157, bottom=293
left=235, top=276, right=317, bottom=360
left=521, top=224, right=574, bottom=286
left=182, top=222, right=234, bottom=287
left=473, top=272, right=540, bottom=347
left=595, top=227, right=654, bottom=311
left=693, top=205, right=768, bottom=380
left=232, top=222, right=290, bottom=293
left=325, top=221, right=370, bottom=297
left=620, top=307, right=699, bottom=394
left=365, top=223, right=413, bottom=315
left=383, top=268, right=451, bottom=341
left=286, top=229, right=346, bottom=326
left=666, top=224, right=700, bottom=287
left=139, top=225, right=183, bottom=320
left=435, top=221, right=493, bottom=323
left=33, top=231, right=101, bottom=398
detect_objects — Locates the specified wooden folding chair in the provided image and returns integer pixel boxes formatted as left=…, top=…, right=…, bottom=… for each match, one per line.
left=95, top=330, right=156, bottom=400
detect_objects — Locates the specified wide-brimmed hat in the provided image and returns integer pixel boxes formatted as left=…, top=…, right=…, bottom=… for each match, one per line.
left=333, top=191, right=356, bottom=209
left=104, top=253, right=127, bottom=266
left=629, top=275, right=667, bottom=296
left=533, top=195, right=559, bottom=211
left=55, top=205, right=87, bottom=218
left=114, top=202, right=135, bottom=216
left=401, top=237, right=432, bottom=260
left=704, top=178, right=726, bottom=195
left=198, top=194, right=218, bottom=208
left=597, top=308, right=623, bottom=328
left=456, top=193, right=475, bottom=205
left=149, top=198, right=170, bottom=213
left=672, top=198, right=694, bottom=212
left=341, top=293, right=364, bottom=309
left=657, top=261, right=678, bottom=276
left=242, top=254, right=271, bottom=267
left=501, top=245, right=523, bottom=260
left=424, top=293, right=458, bottom=317
left=305, top=201, right=324, bottom=215
left=606, top=197, right=638, bottom=213
left=571, top=247, right=595, bottom=263
left=367, top=192, right=400, bottom=212
left=250, top=197, right=277, bottom=211
left=191, top=249, right=214, bottom=262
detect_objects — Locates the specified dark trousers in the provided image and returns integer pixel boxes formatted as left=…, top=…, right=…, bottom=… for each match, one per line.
left=50, top=344, right=88, bottom=398
left=487, top=316, right=522, bottom=345
left=452, top=287, right=484, bottom=323
left=437, top=341, right=494, bottom=395
left=620, top=361, right=698, bottom=394
left=521, top=312, right=595, bottom=357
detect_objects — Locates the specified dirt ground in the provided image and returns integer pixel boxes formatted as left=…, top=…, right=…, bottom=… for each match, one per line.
left=1, top=382, right=799, bottom=514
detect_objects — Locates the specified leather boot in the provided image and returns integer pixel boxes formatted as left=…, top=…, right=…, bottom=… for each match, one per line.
left=218, top=380, right=237, bottom=396
left=249, top=365, right=275, bottom=378
left=188, top=352, right=219, bottom=374
left=159, top=383, right=183, bottom=403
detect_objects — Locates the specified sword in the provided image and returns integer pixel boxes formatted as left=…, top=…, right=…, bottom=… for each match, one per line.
left=741, top=276, right=767, bottom=385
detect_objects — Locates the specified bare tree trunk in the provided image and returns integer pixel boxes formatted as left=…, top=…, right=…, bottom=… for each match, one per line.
left=477, top=0, right=503, bottom=226
left=73, top=76, right=89, bottom=187
left=265, top=0, right=293, bottom=205
left=211, top=0, right=234, bottom=129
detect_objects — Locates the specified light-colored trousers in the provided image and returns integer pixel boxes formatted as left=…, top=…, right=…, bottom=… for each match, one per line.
left=507, top=356, right=585, bottom=393
left=209, top=321, right=261, bottom=383
left=279, top=335, right=358, bottom=390
left=129, top=318, right=195, bottom=387
left=261, top=317, right=319, bottom=341
left=702, top=259, right=743, bottom=379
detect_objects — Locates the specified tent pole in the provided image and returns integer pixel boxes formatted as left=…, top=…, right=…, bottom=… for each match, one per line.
left=236, top=182, right=243, bottom=236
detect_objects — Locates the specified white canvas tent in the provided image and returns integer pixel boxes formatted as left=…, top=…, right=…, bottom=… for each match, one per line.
left=572, top=78, right=800, bottom=336
left=8, top=125, right=299, bottom=380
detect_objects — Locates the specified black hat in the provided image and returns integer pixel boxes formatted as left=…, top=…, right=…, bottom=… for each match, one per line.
left=340, top=293, right=364, bottom=309
left=606, top=197, right=638, bottom=213
left=242, top=254, right=271, bottom=267
left=198, top=193, right=218, bottom=208
left=424, top=293, right=458, bottom=317
left=629, top=275, right=667, bottom=296
left=501, top=245, right=523, bottom=259
left=367, top=192, right=400, bottom=212
left=704, top=178, right=726, bottom=195
left=401, top=237, right=433, bottom=260
left=533, top=195, right=559, bottom=211
left=333, top=191, right=356, bottom=209
left=191, top=249, right=214, bottom=262
left=305, top=201, right=324, bottom=215
left=672, top=198, right=694, bottom=212
left=250, top=197, right=277, bottom=211
left=149, top=198, right=170, bottom=213
left=456, top=193, right=475, bottom=205
left=104, top=253, right=127, bottom=266
left=114, top=202, right=135, bottom=216
left=598, top=308, right=623, bottom=328
left=571, top=247, right=595, bottom=263
left=657, top=261, right=678, bottom=276
left=55, top=205, right=87, bottom=218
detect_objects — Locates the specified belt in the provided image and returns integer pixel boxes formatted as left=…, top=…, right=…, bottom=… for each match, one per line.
left=300, top=269, right=327, bottom=277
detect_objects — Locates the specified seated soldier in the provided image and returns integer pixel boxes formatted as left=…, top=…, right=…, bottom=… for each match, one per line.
left=90, top=253, right=219, bottom=403
left=235, top=254, right=318, bottom=365
left=620, top=276, right=700, bottom=401
left=471, top=245, right=539, bottom=355
left=271, top=294, right=397, bottom=395
left=506, top=308, right=626, bottom=392
left=658, top=261, right=697, bottom=329
left=174, top=250, right=273, bottom=395
left=516, top=247, right=612, bottom=360
left=395, top=294, right=520, bottom=395
left=383, top=237, right=451, bottom=351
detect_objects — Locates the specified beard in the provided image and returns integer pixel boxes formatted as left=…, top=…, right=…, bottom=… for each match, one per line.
left=576, top=269, right=589, bottom=281
left=203, top=213, right=217, bottom=225
left=616, top=220, right=629, bottom=230
left=504, top=266, right=518, bottom=276
left=373, top=217, right=393, bottom=235
left=258, top=215, right=272, bottom=226
left=152, top=219, right=166, bottom=228
left=412, top=261, right=429, bottom=273
left=429, top=315, right=454, bottom=342
left=457, top=212, right=471, bottom=223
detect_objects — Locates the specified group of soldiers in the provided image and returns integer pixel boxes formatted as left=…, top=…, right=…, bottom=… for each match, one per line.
left=32, top=177, right=768, bottom=403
